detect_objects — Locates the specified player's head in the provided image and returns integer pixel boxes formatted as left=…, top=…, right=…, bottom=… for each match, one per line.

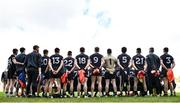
left=67, top=51, right=72, bottom=56
left=33, top=45, right=39, bottom=52
left=95, top=47, right=99, bottom=53
left=136, top=48, right=141, bottom=54
left=121, top=47, right=127, bottom=53
left=163, top=47, right=169, bottom=53
left=107, top=48, right=112, bottom=55
left=43, top=49, right=48, bottom=56
left=13, top=48, right=18, bottom=55
left=20, top=47, right=25, bottom=53
left=80, top=47, right=85, bottom=53
left=149, top=47, right=154, bottom=53
left=55, top=48, right=60, bottom=54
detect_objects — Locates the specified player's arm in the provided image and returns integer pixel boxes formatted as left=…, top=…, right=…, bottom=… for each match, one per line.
left=38, top=54, right=42, bottom=75
left=128, top=59, right=132, bottom=68
left=117, top=58, right=124, bottom=70
left=48, top=59, right=54, bottom=72
left=160, top=59, right=168, bottom=70
left=144, top=60, right=147, bottom=71
left=75, top=59, right=81, bottom=70
left=85, top=59, right=90, bottom=70
left=56, top=60, right=64, bottom=73
left=132, top=59, right=138, bottom=70
left=171, top=60, right=175, bottom=69
left=12, top=57, right=24, bottom=65
left=69, top=61, right=76, bottom=73
left=100, top=57, right=105, bottom=69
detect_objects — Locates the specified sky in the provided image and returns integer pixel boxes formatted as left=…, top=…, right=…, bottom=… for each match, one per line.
left=0, top=0, right=180, bottom=77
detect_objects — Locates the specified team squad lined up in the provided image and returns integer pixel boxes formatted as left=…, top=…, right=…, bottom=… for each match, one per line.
left=1, top=45, right=176, bottom=98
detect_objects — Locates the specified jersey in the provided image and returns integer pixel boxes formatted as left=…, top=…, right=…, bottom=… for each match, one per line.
left=90, top=53, right=103, bottom=68
left=132, top=54, right=146, bottom=70
left=117, top=53, right=131, bottom=69
left=160, top=53, right=174, bottom=69
left=7, top=54, right=16, bottom=71
left=15, top=53, right=26, bottom=71
left=41, top=56, right=49, bottom=73
left=50, top=54, right=63, bottom=70
left=76, top=53, right=89, bottom=69
left=104, top=55, right=117, bottom=69
left=146, top=53, right=160, bottom=73
left=63, top=57, right=75, bottom=71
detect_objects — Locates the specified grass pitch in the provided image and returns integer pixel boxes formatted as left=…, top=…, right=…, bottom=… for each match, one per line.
left=0, top=92, right=180, bottom=102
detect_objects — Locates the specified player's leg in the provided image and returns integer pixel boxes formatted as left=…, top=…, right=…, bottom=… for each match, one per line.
left=26, top=70, right=32, bottom=96
left=134, top=77, right=138, bottom=96
left=77, top=79, right=81, bottom=98
left=163, top=77, right=168, bottom=96
left=69, top=80, right=74, bottom=97
left=97, top=76, right=102, bottom=97
left=105, top=79, right=110, bottom=97
left=44, top=79, right=50, bottom=97
left=48, top=78, right=54, bottom=98
left=91, top=76, right=96, bottom=97
left=112, top=78, right=117, bottom=96
left=55, top=78, right=61, bottom=94
left=119, top=74, right=123, bottom=95
left=31, top=71, right=38, bottom=96
left=5, top=79, right=10, bottom=96
left=143, top=77, right=147, bottom=96
left=62, top=83, right=67, bottom=97
left=37, top=76, right=41, bottom=97
left=83, top=77, right=88, bottom=98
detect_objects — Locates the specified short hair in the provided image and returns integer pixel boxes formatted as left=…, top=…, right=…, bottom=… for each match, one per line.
left=67, top=51, right=72, bottom=56
left=149, top=47, right=154, bottom=53
left=107, top=48, right=112, bottom=54
left=80, top=47, right=85, bottom=53
left=43, top=49, right=48, bottom=55
left=121, top=47, right=127, bottom=53
left=55, top=48, right=60, bottom=53
left=33, top=45, right=39, bottom=50
left=163, top=47, right=169, bottom=53
left=20, top=47, right=25, bottom=53
left=13, top=48, right=18, bottom=54
left=136, top=48, right=141, bottom=53
left=95, top=47, right=99, bottom=52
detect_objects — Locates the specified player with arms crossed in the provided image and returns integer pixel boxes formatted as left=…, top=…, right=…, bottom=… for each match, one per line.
left=76, top=47, right=90, bottom=98
left=89, top=47, right=104, bottom=97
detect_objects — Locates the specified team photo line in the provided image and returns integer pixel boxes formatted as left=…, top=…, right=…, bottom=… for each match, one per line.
left=1, top=45, right=176, bottom=99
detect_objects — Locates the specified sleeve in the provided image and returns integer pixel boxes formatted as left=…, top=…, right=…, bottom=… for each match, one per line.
left=38, top=54, right=42, bottom=68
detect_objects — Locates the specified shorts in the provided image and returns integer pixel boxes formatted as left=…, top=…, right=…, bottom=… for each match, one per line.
left=67, top=72, right=74, bottom=80
left=44, top=71, right=50, bottom=79
left=91, top=68, right=102, bottom=76
left=7, top=69, right=16, bottom=79
left=105, top=71, right=116, bottom=79
left=50, top=70, right=62, bottom=79
left=161, top=69, right=167, bottom=77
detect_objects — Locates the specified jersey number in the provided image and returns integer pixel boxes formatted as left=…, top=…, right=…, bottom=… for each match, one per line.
left=93, top=57, right=99, bottom=64
left=52, top=57, right=60, bottom=64
left=78, top=57, right=86, bottom=64
left=166, top=57, right=171, bottom=64
left=122, top=56, right=127, bottom=63
left=64, top=60, right=73, bottom=67
left=42, top=59, right=48, bottom=65
left=135, top=58, right=144, bottom=65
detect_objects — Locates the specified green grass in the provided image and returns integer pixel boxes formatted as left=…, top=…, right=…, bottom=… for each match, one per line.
left=0, top=92, right=180, bottom=102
